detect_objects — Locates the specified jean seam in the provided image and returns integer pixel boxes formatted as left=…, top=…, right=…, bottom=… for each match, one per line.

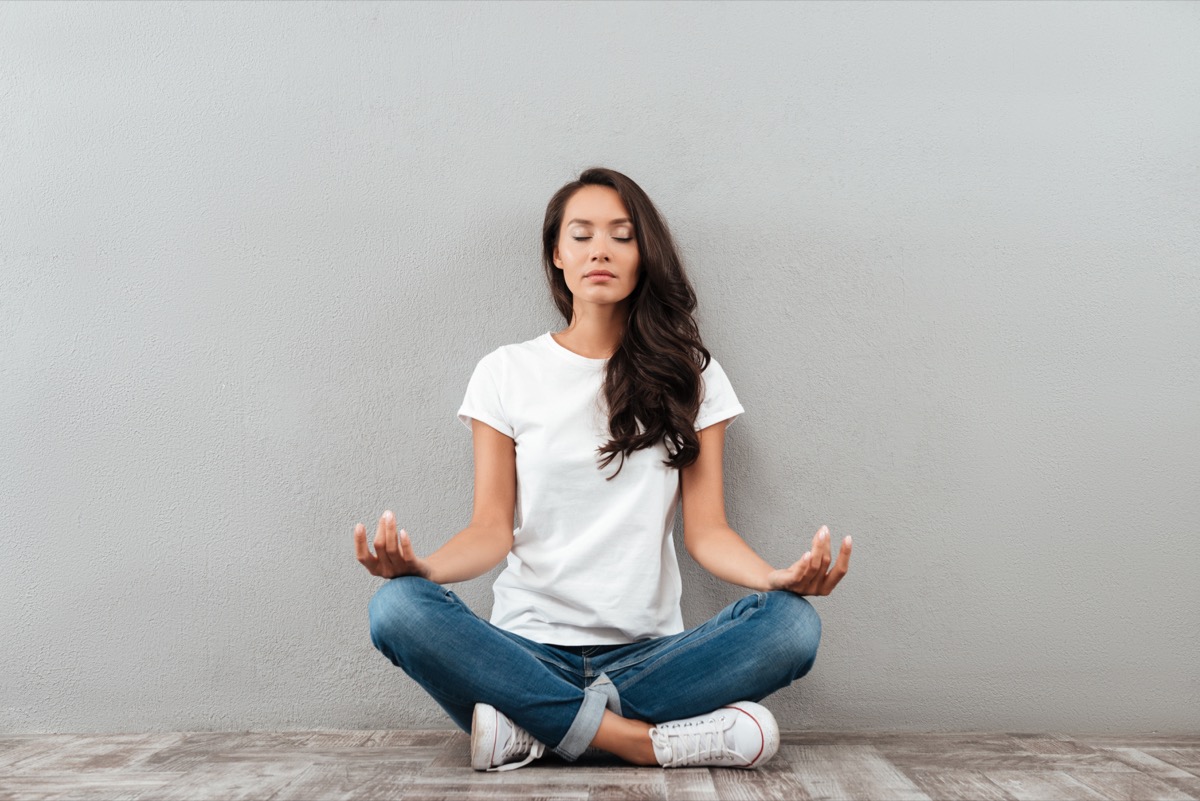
left=600, top=593, right=767, bottom=673
left=613, top=595, right=765, bottom=696
left=436, top=586, right=585, bottom=679
left=494, top=634, right=584, bottom=678
left=597, top=634, right=686, bottom=673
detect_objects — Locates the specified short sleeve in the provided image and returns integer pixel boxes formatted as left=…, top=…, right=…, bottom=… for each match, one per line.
left=694, top=356, right=745, bottom=431
left=456, top=354, right=514, bottom=438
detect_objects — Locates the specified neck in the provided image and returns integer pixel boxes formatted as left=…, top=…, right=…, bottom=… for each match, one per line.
left=554, top=306, right=627, bottom=359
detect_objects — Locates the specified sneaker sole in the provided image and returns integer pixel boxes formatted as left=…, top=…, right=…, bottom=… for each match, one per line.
left=724, top=701, right=780, bottom=768
left=470, top=703, right=499, bottom=771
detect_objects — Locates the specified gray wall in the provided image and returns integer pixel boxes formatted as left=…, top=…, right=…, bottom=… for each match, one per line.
left=2, top=0, right=1197, bottom=735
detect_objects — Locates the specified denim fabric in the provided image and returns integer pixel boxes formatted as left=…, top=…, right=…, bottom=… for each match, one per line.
left=368, top=576, right=821, bottom=761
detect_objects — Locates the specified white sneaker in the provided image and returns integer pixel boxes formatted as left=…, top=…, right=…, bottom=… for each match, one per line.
left=470, top=702, right=547, bottom=772
left=649, top=701, right=779, bottom=769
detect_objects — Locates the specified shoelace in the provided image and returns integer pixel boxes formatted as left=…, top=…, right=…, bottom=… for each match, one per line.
left=649, top=715, right=747, bottom=768
left=488, top=725, right=546, bottom=772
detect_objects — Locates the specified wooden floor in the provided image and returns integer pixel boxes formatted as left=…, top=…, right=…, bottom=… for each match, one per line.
left=2, top=730, right=1199, bottom=800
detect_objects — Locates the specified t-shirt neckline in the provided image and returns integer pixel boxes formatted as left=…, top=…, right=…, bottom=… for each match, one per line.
left=542, top=331, right=610, bottom=367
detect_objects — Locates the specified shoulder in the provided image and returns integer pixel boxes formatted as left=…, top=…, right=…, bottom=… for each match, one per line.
left=699, top=353, right=738, bottom=390
left=701, top=354, right=729, bottom=377
left=473, top=334, right=544, bottom=371
left=694, top=351, right=744, bottom=431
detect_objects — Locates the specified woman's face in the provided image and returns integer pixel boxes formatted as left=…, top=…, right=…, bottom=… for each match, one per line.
left=553, top=185, right=640, bottom=304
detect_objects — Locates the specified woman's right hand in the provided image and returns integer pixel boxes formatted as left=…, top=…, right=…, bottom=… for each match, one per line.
left=354, top=510, right=431, bottom=579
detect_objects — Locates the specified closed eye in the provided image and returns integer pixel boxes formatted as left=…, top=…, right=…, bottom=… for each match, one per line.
left=573, top=237, right=633, bottom=242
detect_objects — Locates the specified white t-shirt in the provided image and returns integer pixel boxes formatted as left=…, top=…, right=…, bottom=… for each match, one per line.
left=456, top=331, right=745, bottom=645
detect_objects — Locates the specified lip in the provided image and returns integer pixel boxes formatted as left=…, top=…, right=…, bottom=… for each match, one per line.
left=585, top=271, right=616, bottom=279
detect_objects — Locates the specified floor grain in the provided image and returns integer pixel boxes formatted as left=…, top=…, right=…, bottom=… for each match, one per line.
left=0, top=730, right=1197, bottom=801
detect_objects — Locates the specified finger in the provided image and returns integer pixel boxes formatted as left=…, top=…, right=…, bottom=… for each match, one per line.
left=772, top=556, right=801, bottom=587
left=374, top=513, right=387, bottom=549
left=804, top=527, right=826, bottom=581
left=384, top=512, right=402, bottom=564
left=816, top=525, right=830, bottom=561
left=817, top=536, right=853, bottom=594
left=806, top=547, right=825, bottom=582
left=787, top=551, right=810, bottom=575
left=792, top=551, right=815, bottom=589
left=354, top=523, right=372, bottom=560
left=354, top=523, right=369, bottom=560
left=354, top=524, right=380, bottom=574
left=399, top=528, right=416, bottom=564
left=818, top=527, right=832, bottom=574
left=374, top=513, right=397, bottom=574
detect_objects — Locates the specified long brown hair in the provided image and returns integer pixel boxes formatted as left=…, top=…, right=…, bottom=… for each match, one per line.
left=541, top=167, right=712, bottom=480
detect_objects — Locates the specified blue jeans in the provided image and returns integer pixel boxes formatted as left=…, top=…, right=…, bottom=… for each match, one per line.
left=368, top=576, right=821, bottom=761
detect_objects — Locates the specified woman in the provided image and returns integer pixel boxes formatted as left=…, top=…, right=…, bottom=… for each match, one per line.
left=354, top=167, right=852, bottom=772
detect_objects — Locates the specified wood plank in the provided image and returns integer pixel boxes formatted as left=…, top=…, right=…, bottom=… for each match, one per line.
left=268, top=763, right=426, bottom=801
left=0, top=771, right=182, bottom=801
left=3, top=733, right=188, bottom=773
left=1007, top=735, right=1142, bottom=773
left=784, top=744, right=931, bottom=800
left=881, top=733, right=1135, bottom=773
left=663, top=768, right=718, bottom=801
left=367, top=730, right=464, bottom=748
left=0, top=735, right=92, bottom=774
left=1069, top=769, right=1197, bottom=801
left=130, top=763, right=313, bottom=801
left=134, top=732, right=296, bottom=771
left=984, top=770, right=1111, bottom=801
left=1079, top=736, right=1200, bottom=748
left=204, top=744, right=439, bottom=767
left=1009, top=734, right=1106, bottom=756
left=901, top=769, right=1015, bottom=801
left=1094, top=747, right=1198, bottom=780
left=2, top=729, right=1199, bottom=801
left=397, top=782, right=589, bottom=801
left=1094, top=743, right=1200, bottom=796
left=1146, top=749, right=1200, bottom=777
left=0, top=736, right=77, bottom=772
left=413, top=766, right=664, bottom=787
left=586, top=780, right=669, bottom=801
left=709, top=767, right=812, bottom=801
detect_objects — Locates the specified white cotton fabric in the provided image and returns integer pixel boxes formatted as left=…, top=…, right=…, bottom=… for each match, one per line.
left=456, top=331, right=745, bottom=645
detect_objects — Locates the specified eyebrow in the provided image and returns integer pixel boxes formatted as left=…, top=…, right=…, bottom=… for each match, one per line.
left=566, top=217, right=632, bottom=226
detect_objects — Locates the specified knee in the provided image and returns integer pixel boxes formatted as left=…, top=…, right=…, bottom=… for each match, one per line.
left=763, top=591, right=822, bottom=679
left=367, top=576, right=441, bottom=650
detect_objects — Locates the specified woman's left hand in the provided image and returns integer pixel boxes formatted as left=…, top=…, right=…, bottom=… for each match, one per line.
left=766, top=526, right=852, bottom=597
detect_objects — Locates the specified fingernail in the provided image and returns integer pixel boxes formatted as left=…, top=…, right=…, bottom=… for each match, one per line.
left=384, top=510, right=393, bottom=521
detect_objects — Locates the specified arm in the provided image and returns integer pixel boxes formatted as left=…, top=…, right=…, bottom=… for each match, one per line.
left=353, top=418, right=516, bottom=585
left=423, top=417, right=518, bottom=583
left=681, top=421, right=852, bottom=595
left=424, top=523, right=512, bottom=585
left=680, top=421, right=773, bottom=591
left=685, top=524, right=775, bottom=591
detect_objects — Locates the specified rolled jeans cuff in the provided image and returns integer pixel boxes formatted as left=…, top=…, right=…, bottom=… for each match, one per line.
left=553, top=686, right=609, bottom=761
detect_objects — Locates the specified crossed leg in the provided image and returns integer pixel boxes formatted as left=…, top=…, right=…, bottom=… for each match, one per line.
left=587, top=591, right=822, bottom=764
left=368, top=578, right=820, bottom=764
